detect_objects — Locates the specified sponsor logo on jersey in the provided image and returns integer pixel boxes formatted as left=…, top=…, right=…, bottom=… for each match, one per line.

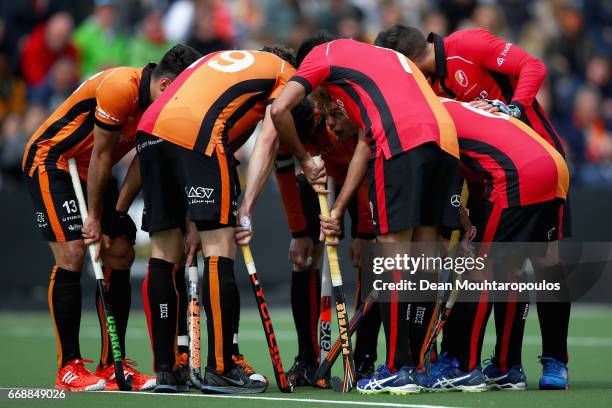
left=497, top=42, right=512, bottom=66
left=455, top=70, right=468, bottom=87
left=96, top=107, right=120, bottom=123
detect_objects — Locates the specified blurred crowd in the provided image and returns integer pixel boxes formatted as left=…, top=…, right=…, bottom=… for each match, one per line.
left=0, top=0, right=610, bottom=191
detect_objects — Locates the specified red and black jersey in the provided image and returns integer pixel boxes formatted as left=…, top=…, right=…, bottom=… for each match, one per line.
left=275, top=117, right=373, bottom=238
left=442, top=99, right=568, bottom=208
left=428, top=29, right=565, bottom=156
left=291, top=39, right=458, bottom=160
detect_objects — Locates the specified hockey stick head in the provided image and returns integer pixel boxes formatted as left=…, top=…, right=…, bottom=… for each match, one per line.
left=113, top=361, right=133, bottom=391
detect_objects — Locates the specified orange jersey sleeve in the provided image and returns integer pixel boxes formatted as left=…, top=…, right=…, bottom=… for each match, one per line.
left=94, top=68, right=141, bottom=130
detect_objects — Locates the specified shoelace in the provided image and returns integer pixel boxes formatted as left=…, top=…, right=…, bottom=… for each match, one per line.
left=69, top=359, right=95, bottom=378
left=233, top=355, right=254, bottom=373
left=540, top=357, right=565, bottom=377
left=482, top=355, right=496, bottom=367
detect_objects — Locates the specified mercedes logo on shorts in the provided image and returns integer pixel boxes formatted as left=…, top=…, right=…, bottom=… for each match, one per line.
left=450, top=194, right=461, bottom=207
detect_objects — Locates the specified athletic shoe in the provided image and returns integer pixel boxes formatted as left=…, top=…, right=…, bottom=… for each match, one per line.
left=154, top=365, right=178, bottom=393
left=55, top=359, right=105, bottom=392
left=175, top=353, right=192, bottom=392
left=356, top=365, right=425, bottom=395
left=96, top=358, right=156, bottom=391
left=201, top=365, right=268, bottom=394
left=429, top=352, right=453, bottom=378
left=233, top=354, right=268, bottom=384
left=483, top=359, right=527, bottom=390
left=355, top=358, right=376, bottom=382
left=286, top=357, right=317, bottom=386
left=539, top=356, right=569, bottom=390
left=428, top=357, right=487, bottom=392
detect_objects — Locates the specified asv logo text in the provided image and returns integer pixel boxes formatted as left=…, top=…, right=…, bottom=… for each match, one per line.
left=185, top=186, right=214, bottom=199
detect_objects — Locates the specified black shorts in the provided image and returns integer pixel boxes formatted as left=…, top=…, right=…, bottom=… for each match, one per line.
left=368, top=142, right=461, bottom=236
left=137, top=132, right=237, bottom=233
left=24, top=169, right=119, bottom=242
left=469, top=198, right=563, bottom=243
left=295, top=174, right=374, bottom=244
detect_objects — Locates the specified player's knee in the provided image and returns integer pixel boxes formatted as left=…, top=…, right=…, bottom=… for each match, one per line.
left=55, top=241, right=86, bottom=271
left=102, top=239, right=135, bottom=269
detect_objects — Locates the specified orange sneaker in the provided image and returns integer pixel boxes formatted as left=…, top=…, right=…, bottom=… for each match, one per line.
left=96, top=358, right=156, bottom=391
left=56, top=359, right=105, bottom=392
left=233, top=354, right=268, bottom=384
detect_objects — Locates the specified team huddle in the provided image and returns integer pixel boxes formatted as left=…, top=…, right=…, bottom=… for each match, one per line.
left=23, top=23, right=572, bottom=395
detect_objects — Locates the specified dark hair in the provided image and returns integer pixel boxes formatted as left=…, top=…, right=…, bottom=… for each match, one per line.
left=374, top=25, right=428, bottom=61
left=261, top=44, right=296, bottom=68
left=291, top=98, right=316, bottom=142
left=152, top=44, right=202, bottom=79
left=296, top=33, right=335, bottom=67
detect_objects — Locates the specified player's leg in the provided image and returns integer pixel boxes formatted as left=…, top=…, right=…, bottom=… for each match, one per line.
left=532, top=203, right=570, bottom=390
left=25, top=169, right=105, bottom=391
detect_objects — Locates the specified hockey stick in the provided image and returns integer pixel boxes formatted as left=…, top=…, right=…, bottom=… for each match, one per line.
left=313, top=157, right=356, bottom=393
left=318, top=176, right=335, bottom=377
left=187, top=257, right=205, bottom=389
left=67, top=158, right=132, bottom=391
left=314, top=289, right=378, bottom=384
left=422, top=181, right=469, bottom=365
left=240, top=241, right=294, bottom=393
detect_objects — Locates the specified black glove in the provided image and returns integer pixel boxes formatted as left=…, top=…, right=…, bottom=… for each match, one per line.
left=103, top=210, right=137, bottom=243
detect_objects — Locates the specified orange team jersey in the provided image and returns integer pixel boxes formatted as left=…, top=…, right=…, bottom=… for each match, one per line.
left=138, top=50, right=296, bottom=156
left=22, top=64, right=154, bottom=180
left=275, top=117, right=374, bottom=237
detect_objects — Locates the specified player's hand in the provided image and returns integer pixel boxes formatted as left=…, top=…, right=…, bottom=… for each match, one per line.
left=301, top=156, right=327, bottom=193
left=319, top=207, right=342, bottom=246
left=349, top=237, right=370, bottom=268
left=82, top=216, right=103, bottom=260
left=184, top=221, right=201, bottom=266
left=470, top=99, right=499, bottom=113
left=235, top=207, right=253, bottom=245
left=289, top=236, right=314, bottom=270
left=459, top=206, right=477, bottom=258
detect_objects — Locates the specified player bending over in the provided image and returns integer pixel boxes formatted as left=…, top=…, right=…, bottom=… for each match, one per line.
left=427, top=100, right=569, bottom=391
left=21, top=44, right=200, bottom=392
left=268, top=35, right=461, bottom=395
left=376, top=25, right=572, bottom=389
left=275, top=96, right=380, bottom=385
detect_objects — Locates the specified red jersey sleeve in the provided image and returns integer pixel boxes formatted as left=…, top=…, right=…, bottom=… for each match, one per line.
left=290, top=44, right=331, bottom=94
left=274, top=147, right=309, bottom=236
left=460, top=29, right=546, bottom=107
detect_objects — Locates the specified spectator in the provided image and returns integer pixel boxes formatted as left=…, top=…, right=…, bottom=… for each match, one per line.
left=0, top=50, right=26, bottom=123
left=19, top=12, right=78, bottom=89
left=73, top=0, right=128, bottom=79
left=422, top=11, right=449, bottom=37
left=28, top=58, right=79, bottom=112
left=187, top=0, right=234, bottom=55
left=0, top=105, right=46, bottom=190
left=127, top=8, right=171, bottom=67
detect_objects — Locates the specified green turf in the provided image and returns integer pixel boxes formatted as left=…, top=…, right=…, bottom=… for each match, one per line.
left=1, top=305, right=611, bottom=408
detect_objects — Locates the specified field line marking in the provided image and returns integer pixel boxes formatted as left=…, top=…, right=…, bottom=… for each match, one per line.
left=100, top=390, right=464, bottom=408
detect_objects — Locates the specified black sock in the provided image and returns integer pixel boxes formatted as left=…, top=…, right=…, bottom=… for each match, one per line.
left=232, top=283, right=240, bottom=356
left=291, top=268, right=320, bottom=363
left=202, top=256, right=237, bottom=374
left=443, top=291, right=492, bottom=372
left=409, top=302, right=437, bottom=368
left=174, top=266, right=189, bottom=357
left=493, top=294, right=529, bottom=371
left=380, top=271, right=411, bottom=371
left=49, top=267, right=82, bottom=368
left=143, top=258, right=179, bottom=371
left=97, top=267, right=131, bottom=367
left=536, top=263, right=570, bottom=363
left=354, top=302, right=381, bottom=365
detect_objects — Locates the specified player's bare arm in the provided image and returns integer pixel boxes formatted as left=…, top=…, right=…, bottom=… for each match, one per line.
left=82, top=125, right=119, bottom=249
left=115, top=155, right=141, bottom=212
left=271, top=82, right=326, bottom=190
left=320, top=131, right=369, bottom=244
left=235, top=105, right=280, bottom=245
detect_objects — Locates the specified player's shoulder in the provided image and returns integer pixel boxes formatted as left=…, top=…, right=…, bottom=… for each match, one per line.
left=96, top=66, right=141, bottom=99
left=446, top=28, right=492, bottom=44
